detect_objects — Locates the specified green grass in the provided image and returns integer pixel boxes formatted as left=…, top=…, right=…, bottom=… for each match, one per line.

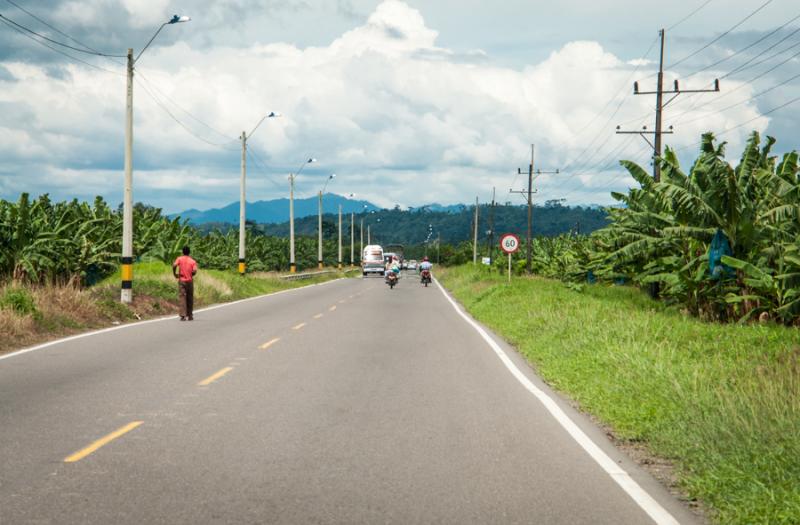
left=98, top=261, right=344, bottom=308
left=0, top=264, right=347, bottom=354
left=438, top=265, right=800, bottom=524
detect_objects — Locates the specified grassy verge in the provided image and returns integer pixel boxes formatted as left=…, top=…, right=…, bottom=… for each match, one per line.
left=438, top=265, right=800, bottom=525
left=0, top=263, right=346, bottom=354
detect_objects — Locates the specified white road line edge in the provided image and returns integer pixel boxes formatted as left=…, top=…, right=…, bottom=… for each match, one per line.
left=433, top=278, right=680, bottom=525
left=0, top=278, right=346, bottom=362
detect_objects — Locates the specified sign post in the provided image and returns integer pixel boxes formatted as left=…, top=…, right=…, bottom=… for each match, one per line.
left=499, top=233, right=520, bottom=283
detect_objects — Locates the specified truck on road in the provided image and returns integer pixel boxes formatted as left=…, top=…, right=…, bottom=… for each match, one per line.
left=362, top=245, right=385, bottom=276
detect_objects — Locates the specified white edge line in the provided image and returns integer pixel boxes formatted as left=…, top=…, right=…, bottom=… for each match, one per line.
left=0, top=277, right=346, bottom=362
left=433, top=277, right=680, bottom=525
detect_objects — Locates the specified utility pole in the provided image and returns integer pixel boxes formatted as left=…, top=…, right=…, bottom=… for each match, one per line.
left=239, top=131, right=247, bottom=275
left=367, top=224, right=371, bottom=245
left=289, top=174, right=296, bottom=273
left=437, top=232, right=440, bottom=265
left=616, top=29, right=719, bottom=182
left=488, top=187, right=496, bottom=264
left=338, top=204, right=343, bottom=270
left=360, top=218, right=364, bottom=259
left=472, top=197, right=479, bottom=264
left=511, top=144, right=558, bottom=274
left=121, top=48, right=134, bottom=303
left=317, top=191, right=323, bottom=269
left=350, top=212, right=354, bottom=266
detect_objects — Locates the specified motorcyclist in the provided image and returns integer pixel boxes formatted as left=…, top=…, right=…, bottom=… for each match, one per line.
left=419, top=256, right=433, bottom=282
left=385, top=256, right=401, bottom=282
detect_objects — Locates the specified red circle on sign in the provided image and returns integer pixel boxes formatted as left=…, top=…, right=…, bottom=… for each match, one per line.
left=500, top=233, right=520, bottom=254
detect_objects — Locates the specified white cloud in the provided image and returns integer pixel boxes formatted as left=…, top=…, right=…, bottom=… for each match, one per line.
left=0, top=0, right=772, bottom=213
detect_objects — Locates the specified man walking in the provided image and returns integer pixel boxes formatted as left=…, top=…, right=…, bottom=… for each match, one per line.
left=172, top=246, right=198, bottom=321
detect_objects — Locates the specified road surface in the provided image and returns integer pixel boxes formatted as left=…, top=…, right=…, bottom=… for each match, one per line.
left=0, top=273, right=699, bottom=524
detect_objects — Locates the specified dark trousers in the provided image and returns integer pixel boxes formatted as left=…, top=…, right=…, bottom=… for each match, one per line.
left=179, top=280, right=194, bottom=318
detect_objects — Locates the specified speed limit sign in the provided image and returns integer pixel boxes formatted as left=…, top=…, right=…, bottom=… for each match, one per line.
left=500, top=233, right=520, bottom=254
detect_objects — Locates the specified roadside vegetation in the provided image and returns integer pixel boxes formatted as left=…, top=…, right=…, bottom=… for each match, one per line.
left=487, top=132, right=800, bottom=326
left=438, top=264, right=799, bottom=524
left=0, top=262, right=343, bottom=354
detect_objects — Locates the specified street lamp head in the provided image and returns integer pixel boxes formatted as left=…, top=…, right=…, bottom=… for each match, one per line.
left=308, top=158, right=317, bottom=164
left=169, top=15, right=191, bottom=24
left=268, top=111, right=281, bottom=118
left=330, top=173, right=336, bottom=179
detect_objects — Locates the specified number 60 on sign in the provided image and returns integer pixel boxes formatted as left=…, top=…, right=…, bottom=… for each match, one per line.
left=500, top=234, right=520, bottom=254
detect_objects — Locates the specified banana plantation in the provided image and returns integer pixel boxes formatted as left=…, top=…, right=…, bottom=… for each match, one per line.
left=513, top=131, right=800, bottom=325
left=0, top=194, right=341, bottom=286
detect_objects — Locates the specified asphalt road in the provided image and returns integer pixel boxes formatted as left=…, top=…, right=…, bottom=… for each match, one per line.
left=0, top=273, right=700, bottom=524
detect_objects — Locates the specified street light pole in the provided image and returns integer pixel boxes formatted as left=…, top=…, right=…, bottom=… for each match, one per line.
left=121, top=48, right=134, bottom=303
left=317, top=174, right=335, bottom=269
left=289, top=174, right=296, bottom=273
left=120, top=15, right=190, bottom=304
left=350, top=212, right=354, bottom=266
left=288, top=158, right=316, bottom=273
left=238, top=112, right=279, bottom=276
left=239, top=131, right=246, bottom=275
left=338, top=204, right=343, bottom=270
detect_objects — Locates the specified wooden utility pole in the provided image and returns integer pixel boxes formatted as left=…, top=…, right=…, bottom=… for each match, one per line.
left=616, top=29, right=719, bottom=182
left=488, top=187, right=496, bottom=264
left=511, top=145, right=558, bottom=274
left=472, top=196, right=479, bottom=264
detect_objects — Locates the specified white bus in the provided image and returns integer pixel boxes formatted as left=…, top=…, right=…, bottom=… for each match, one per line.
left=362, top=245, right=384, bottom=276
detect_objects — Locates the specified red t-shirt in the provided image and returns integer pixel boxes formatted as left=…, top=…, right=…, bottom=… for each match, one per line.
left=173, top=255, right=197, bottom=282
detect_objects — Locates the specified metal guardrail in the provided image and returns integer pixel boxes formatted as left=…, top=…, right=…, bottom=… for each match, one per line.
left=279, top=270, right=337, bottom=281
left=278, top=268, right=361, bottom=281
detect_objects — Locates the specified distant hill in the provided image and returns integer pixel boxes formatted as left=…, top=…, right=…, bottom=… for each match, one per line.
left=258, top=202, right=609, bottom=244
left=172, top=194, right=380, bottom=224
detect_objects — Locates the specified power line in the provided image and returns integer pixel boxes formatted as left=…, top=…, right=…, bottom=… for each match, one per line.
left=674, top=92, right=800, bottom=154
left=667, top=0, right=715, bottom=31
left=136, top=69, right=237, bottom=145
left=667, top=0, right=775, bottom=69
left=0, top=16, right=122, bottom=75
left=135, top=75, right=238, bottom=149
left=559, top=35, right=660, bottom=174
left=0, top=12, right=124, bottom=57
left=681, top=12, right=800, bottom=80
left=247, top=147, right=287, bottom=191
left=3, top=0, right=113, bottom=58
left=679, top=70, right=800, bottom=126
left=671, top=44, right=800, bottom=125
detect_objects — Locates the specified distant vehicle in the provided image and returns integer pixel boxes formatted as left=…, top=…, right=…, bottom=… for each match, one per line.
left=407, top=260, right=418, bottom=271
left=385, top=244, right=404, bottom=265
left=362, top=245, right=385, bottom=276
left=383, top=252, right=396, bottom=266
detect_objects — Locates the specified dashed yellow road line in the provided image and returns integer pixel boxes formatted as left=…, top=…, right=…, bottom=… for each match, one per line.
left=198, top=367, right=234, bottom=386
left=292, top=322, right=307, bottom=330
left=64, top=421, right=143, bottom=463
left=259, top=337, right=280, bottom=350
left=313, top=314, right=323, bottom=319
left=329, top=305, right=337, bottom=312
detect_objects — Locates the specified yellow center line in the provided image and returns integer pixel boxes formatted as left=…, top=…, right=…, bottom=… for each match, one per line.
left=198, top=366, right=234, bottom=386
left=259, top=337, right=280, bottom=350
left=64, top=421, right=143, bottom=463
left=329, top=305, right=337, bottom=311
left=313, top=314, right=323, bottom=319
left=292, top=322, right=307, bottom=330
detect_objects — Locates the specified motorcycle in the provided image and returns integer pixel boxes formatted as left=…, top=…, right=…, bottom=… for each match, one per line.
left=386, top=270, right=398, bottom=289
left=420, top=269, right=432, bottom=287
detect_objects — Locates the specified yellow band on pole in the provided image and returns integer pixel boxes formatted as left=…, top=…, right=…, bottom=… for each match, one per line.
left=238, top=262, right=246, bottom=274
left=121, top=264, right=133, bottom=281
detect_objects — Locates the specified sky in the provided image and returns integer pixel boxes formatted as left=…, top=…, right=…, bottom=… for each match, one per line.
left=0, top=0, right=798, bottom=213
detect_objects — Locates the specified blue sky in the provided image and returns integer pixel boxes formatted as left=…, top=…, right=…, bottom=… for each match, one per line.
left=1, top=0, right=798, bottom=213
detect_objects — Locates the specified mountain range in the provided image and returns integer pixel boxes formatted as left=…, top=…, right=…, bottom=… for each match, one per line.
left=173, top=194, right=381, bottom=224
left=172, top=195, right=483, bottom=225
